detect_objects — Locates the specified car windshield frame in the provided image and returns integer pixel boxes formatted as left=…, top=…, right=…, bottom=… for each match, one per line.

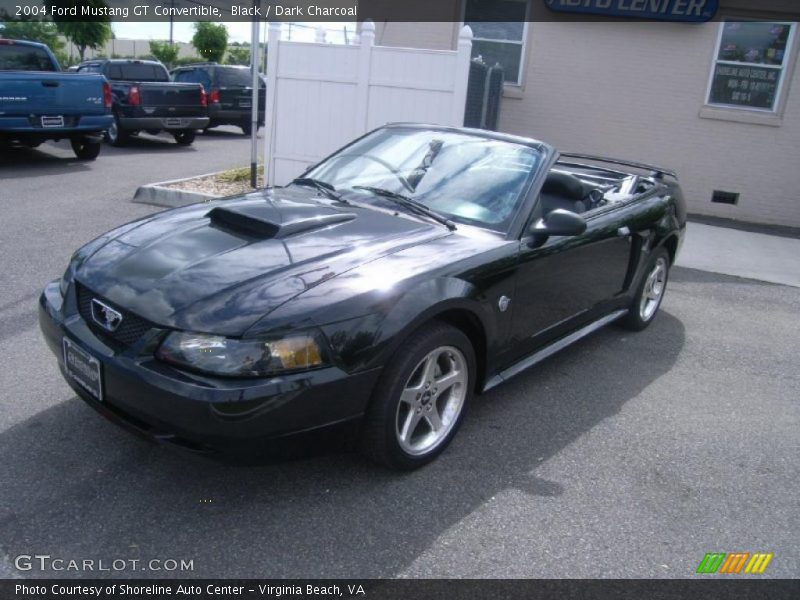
left=302, top=126, right=545, bottom=234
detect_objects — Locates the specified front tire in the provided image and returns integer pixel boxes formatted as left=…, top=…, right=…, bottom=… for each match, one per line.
left=620, top=247, right=670, bottom=331
left=361, top=322, right=475, bottom=470
left=173, top=129, right=196, bottom=146
left=70, top=137, right=101, bottom=160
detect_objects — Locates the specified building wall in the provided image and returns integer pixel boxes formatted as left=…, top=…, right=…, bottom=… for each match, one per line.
left=502, top=21, right=800, bottom=227
left=380, top=14, right=800, bottom=227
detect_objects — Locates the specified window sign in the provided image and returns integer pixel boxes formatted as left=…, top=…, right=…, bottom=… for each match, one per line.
left=707, top=22, right=796, bottom=112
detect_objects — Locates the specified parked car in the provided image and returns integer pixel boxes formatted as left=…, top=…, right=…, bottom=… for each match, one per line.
left=76, top=59, right=209, bottom=146
left=170, top=63, right=265, bottom=135
left=39, top=124, right=686, bottom=469
left=0, top=39, right=112, bottom=160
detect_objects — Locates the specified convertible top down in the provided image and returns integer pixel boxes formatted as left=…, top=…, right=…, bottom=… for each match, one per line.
left=40, top=124, right=686, bottom=469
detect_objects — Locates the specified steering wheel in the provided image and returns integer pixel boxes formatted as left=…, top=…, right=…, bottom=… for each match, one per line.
left=337, top=153, right=414, bottom=193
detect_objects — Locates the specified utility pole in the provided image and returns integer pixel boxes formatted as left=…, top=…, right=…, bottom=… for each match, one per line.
left=249, top=0, right=260, bottom=188
left=169, top=0, right=175, bottom=46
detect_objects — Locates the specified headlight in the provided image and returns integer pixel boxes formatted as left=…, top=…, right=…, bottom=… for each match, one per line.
left=155, top=331, right=327, bottom=377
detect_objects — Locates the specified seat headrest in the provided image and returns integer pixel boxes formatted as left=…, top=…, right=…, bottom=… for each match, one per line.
left=542, top=171, right=585, bottom=200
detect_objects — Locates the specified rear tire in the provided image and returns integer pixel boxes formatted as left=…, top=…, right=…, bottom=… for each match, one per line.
left=104, top=113, right=129, bottom=147
left=620, top=247, right=670, bottom=331
left=240, top=121, right=252, bottom=136
left=361, top=322, right=475, bottom=470
left=173, top=129, right=196, bottom=146
left=71, top=137, right=101, bottom=160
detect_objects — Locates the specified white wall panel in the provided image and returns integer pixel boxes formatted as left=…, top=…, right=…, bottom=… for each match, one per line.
left=263, top=21, right=473, bottom=186
left=367, top=87, right=455, bottom=129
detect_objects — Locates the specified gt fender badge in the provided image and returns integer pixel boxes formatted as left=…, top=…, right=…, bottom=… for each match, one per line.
left=498, top=296, right=511, bottom=312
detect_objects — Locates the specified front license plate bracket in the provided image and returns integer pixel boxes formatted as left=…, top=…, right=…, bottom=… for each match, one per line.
left=63, top=337, right=103, bottom=401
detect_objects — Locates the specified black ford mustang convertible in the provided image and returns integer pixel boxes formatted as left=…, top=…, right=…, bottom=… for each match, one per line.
left=40, top=124, right=686, bottom=469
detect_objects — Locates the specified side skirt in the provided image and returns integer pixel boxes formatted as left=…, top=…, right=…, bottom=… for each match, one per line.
left=482, top=309, right=629, bottom=392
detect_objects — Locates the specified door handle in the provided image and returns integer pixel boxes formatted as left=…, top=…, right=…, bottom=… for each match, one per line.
left=41, top=80, right=60, bottom=88
left=617, top=226, right=631, bottom=237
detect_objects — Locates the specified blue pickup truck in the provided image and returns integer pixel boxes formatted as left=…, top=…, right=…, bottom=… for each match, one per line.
left=0, top=38, right=113, bottom=160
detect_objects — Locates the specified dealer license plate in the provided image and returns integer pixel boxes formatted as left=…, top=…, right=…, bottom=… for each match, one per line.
left=63, top=337, right=102, bottom=401
left=165, top=118, right=182, bottom=127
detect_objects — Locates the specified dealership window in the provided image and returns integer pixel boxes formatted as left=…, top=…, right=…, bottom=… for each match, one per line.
left=706, top=22, right=796, bottom=112
left=464, top=0, right=529, bottom=85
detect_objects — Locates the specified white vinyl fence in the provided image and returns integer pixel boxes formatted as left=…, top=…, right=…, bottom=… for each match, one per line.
left=263, top=20, right=473, bottom=186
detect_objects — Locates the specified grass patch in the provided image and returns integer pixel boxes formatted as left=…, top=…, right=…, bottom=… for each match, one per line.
left=215, top=165, right=265, bottom=184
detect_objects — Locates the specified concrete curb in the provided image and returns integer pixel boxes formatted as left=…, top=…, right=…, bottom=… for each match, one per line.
left=688, top=213, right=800, bottom=240
left=132, top=171, right=222, bottom=208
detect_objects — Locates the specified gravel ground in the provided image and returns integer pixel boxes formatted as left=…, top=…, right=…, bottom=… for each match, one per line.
left=163, top=170, right=265, bottom=198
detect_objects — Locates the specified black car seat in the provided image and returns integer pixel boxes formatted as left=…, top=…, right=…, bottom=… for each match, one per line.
left=539, top=171, right=587, bottom=215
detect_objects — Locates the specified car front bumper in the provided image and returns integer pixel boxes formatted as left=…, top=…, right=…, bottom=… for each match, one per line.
left=119, top=116, right=210, bottom=131
left=39, top=280, right=380, bottom=454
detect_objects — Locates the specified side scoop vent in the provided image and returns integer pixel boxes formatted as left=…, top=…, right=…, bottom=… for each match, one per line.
left=207, top=206, right=356, bottom=239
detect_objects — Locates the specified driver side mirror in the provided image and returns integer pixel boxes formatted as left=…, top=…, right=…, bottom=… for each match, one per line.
left=528, top=209, right=587, bottom=247
left=531, top=208, right=587, bottom=236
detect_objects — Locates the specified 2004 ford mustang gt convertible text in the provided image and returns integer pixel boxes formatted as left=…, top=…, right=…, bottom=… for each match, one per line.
left=40, top=124, right=686, bottom=469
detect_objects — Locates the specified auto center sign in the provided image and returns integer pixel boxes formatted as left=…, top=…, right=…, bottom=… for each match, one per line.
left=546, top=0, right=719, bottom=22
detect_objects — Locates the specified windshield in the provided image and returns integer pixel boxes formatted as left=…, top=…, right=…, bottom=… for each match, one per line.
left=304, top=127, right=541, bottom=231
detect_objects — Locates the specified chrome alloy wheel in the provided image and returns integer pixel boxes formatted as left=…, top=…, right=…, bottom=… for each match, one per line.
left=640, top=256, right=668, bottom=322
left=107, top=118, right=118, bottom=143
left=395, top=345, right=468, bottom=456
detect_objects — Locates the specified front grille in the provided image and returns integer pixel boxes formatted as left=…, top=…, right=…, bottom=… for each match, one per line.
left=76, top=283, right=156, bottom=349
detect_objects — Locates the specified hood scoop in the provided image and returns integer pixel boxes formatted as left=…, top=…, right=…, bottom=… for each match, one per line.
left=207, top=205, right=356, bottom=239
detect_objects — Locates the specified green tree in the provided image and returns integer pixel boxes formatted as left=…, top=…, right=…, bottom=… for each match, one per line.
left=0, top=20, right=64, bottom=53
left=225, top=45, right=250, bottom=66
left=57, top=21, right=112, bottom=62
left=52, top=47, right=70, bottom=67
left=173, top=55, right=204, bottom=66
left=149, top=40, right=179, bottom=67
left=192, top=22, right=228, bottom=63
left=45, top=1, right=112, bottom=62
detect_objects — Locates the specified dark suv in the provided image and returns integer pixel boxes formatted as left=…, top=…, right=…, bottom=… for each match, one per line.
left=171, top=63, right=265, bottom=135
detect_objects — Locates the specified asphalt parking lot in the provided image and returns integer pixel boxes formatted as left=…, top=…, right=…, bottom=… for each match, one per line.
left=0, top=134, right=797, bottom=579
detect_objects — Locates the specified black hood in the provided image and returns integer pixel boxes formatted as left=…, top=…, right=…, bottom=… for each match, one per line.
left=76, top=187, right=448, bottom=336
